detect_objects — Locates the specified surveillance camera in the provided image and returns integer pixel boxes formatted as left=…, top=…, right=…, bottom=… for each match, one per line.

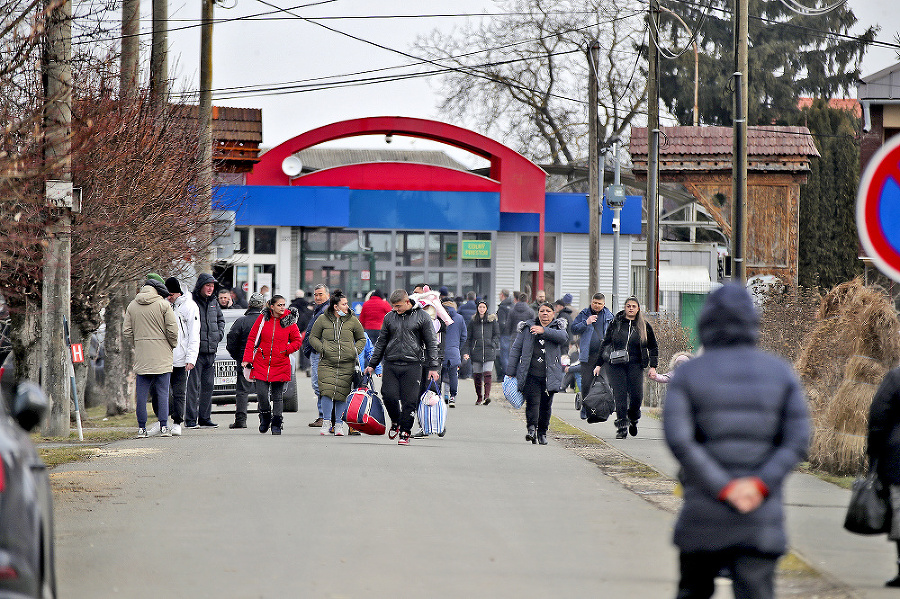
left=385, top=133, right=393, bottom=144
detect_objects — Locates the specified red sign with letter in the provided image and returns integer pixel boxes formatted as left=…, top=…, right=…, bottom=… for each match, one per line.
left=71, top=343, right=84, bottom=364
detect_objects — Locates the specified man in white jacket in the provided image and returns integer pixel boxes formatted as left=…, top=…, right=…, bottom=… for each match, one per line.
left=165, top=277, right=200, bottom=436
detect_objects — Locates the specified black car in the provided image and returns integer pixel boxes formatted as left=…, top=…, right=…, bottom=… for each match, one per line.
left=0, top=360, right=57, bottom=598
left=213, top=309, right=299, bottom=412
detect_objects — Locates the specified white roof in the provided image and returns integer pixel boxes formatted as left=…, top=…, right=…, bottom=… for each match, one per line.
left=659, top=264, right=713, bottom=292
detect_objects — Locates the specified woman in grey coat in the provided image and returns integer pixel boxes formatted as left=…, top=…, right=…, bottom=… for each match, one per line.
left=507, top=303, right=568, bottom=445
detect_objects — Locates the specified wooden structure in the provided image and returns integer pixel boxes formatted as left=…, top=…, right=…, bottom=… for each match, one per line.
left=173, top=105, right=262, bottom=174
left=630, top=126, right=819, bottom=285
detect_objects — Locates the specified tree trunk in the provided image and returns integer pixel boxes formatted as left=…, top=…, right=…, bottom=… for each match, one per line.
left=103, top=283, right=130, bottom=415
left=8, top=295, right=42, bottom=383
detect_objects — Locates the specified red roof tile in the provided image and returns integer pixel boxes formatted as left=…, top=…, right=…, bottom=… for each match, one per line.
left=629, top=126, right=819, bottom=158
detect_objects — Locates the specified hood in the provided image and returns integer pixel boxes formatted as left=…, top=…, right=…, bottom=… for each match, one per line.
left=517, top=316, right=566, bottom=332
left=136, top=284, right=165, bottom=305
left=143, top=279, right=170, bottom=299
left=697, top=283, right=759, bottom=348
left=192, top=273, right=217, bottom=295
left=444, top=306, right=458, bottom=318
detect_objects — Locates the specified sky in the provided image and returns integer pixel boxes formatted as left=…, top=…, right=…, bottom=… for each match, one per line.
left=145, top=0, right=900, bottom=155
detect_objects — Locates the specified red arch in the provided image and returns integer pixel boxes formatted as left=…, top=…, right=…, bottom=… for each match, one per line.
left=246, top=116, right=546, bottom=214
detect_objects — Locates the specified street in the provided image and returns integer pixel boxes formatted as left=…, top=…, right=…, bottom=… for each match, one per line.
left=53, top=383, right=683, bottom=598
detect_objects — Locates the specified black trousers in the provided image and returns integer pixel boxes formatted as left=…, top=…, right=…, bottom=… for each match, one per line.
left=523, top=374, right=554, bottom=434
left=381, top=362, right=422, bottom=434
left=168, top=365, right=189, bottom=425
left=677, top=549, right=778, bottom=599
left=606, top=361, right=644, bottom=423
left=233, top=367, right=254, bottom=421
left=580, top=352, right=600, bottom=396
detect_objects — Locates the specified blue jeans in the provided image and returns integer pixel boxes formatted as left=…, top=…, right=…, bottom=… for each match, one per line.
left=136, top=372, right=171, bottom=429
left=441, top=361, right=459, bottom=397
left=310, top=351, right=323, bottom=418
left=498, top=335, right=511, bottom=377
left=321, top=395, right=349, bottom=424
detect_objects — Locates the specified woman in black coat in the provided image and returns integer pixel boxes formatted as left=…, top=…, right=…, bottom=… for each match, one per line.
left=868, top=366, right=900, bottom=587
left=597, top=296, right=658, bottom=439
left=507, top=303, right=568, bottom=445
left=465, top=300, right=500, bottom=405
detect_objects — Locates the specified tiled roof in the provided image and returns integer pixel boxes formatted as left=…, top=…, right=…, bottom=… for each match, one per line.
left=173, top=105, right=262, bottom=144
left=629, top=126, right=819, bottom=158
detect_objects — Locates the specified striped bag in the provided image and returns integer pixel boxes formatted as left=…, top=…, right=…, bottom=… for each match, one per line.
left=502, top=375, right=525, bottom=409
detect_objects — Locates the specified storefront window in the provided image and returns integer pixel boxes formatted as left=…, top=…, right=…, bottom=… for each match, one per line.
left=365, top=232, right=393, bottom=262
left=429, top=232, right=458, bottom=267
left=462, top=231, right=492, bottom=268
left=398, top=232, right=425, bottom=267
left=235, top=227, right=249, bottom=254
left=519, top=271, right=555, bottom=303
left=254, top=264, right=276, bottom=292
left=520, top=234, right=556, bottom=263
left=254, top=228, right=277, bottom=254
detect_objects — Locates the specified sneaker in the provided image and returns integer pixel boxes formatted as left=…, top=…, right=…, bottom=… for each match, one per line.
left=483, top=396, right=491, bottom=406
left=170, top=423, right=182, bottom=436
left=448, top=396, right=456, bottom=408
left=398, top=432, right=410, bottom=445
left=334, top=422, right=345, bottom=436
left=388, top=423, right=400, bottom=439
left=412, top=429, right=428, bottom=438
left=136, top=427, right=148, bottom=438
left=320, top=420, right=332, bottom=436
left=199, top=420, right=218, bottom=428
left=309, top=417, right=324, bottom=428
left=159, top=425, right=172, bottom=437
left=147, top=422, right=161, bottom=436
left=348, top=428, right=361, bottom=436
left=185, top=422, right=200, bottom=430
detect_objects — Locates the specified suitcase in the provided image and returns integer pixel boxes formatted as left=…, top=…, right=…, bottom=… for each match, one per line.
left=343, top=379, right=387, bottom=435
left=417, top=391, right=447, bottom=437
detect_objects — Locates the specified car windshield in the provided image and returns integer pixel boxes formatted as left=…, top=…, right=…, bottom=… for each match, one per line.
left=217, top=309, right=247, bottom=356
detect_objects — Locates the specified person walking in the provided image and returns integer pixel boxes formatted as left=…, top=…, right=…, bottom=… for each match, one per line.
left=308, top=290, right=367, bottom=436
left=364, top=289, right=440, bottom=446
left=507, top=302, right=568, bottom=445
left=124, top=277, right=179, bottom=438
left=185, top=273, right=225, bottom=429
left=506, top=292, right=535, bottom=339
left=663, top=283, right=810, bottom=599
left=359, top=289, right=392, bottom=345
left=439, top=299, right=467, bottom=408
left=571, top=292, right=614, bottom=398
left=465, top=299, right=500, bottom=405
left=242, top=295, right=302, bottom=435
left=867, top=365, right=900, bottom=587
left=529, top=289, right=547, bottom=313
left=165, top=277, right=199, bottom=436
left=457, top=291, right=478, bottom=324
left=496, top=289, right=513, bottom=378
left=598, top=296, right=658, bottom=439
left=225, top=293, right=265, bottom=428
left=302, top=284, right=330, bottom=428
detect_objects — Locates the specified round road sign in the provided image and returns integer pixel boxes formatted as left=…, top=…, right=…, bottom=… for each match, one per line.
left=858, top=134, right=900, bottom=282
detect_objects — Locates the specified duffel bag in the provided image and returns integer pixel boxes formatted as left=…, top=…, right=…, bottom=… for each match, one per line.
left=343, top=376, right=387, bottom=435
left=581, top=377, right=615, bottom=423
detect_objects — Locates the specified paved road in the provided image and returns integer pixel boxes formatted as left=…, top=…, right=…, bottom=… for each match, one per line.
left=54, top=382, right=689, bottom=598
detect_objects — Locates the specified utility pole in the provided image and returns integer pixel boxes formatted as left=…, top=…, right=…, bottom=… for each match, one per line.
left=732, top=0, right=749, bottom=282
left=587, top=41, right=602, bottom=295
left=197, top=0, right=215, bottom=273
left=41, top=0, right=73, bottom=436
left=610, top=140, right=623, bottom=313
left=149, top=0, right=168, bottom=109
left=646, top=0, right=660, bottom=311
left=120, top=0, right=139, bottom=100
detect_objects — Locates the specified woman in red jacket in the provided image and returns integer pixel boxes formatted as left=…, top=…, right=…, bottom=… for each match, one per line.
left=242, top=295, right=302, bottom=435
left=359, top=289, right=392, bottom=345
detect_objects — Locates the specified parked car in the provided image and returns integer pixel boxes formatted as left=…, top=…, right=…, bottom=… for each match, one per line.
left=213, top=308, right=299, bottom=412
left=0, top=368, right=57, bottom=598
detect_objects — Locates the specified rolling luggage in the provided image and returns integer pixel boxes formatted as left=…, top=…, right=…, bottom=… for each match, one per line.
left=343, top=377, right=387, bottom=435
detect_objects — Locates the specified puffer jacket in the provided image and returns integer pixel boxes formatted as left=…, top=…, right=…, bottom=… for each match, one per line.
left=124, top=283, right=179, bottom=375
left=310, top=310, right=366, bottom=402
left=507, top=316, right=569, bottom=392
left=242, top=307, right=302, bottom=382
left=192, top=273, right=225, bottom=355
left=226, top=306, right=263, bottom=362
left=172, top=294, right=200, bottom=367
left=505, top=301, right=535, bottom=336
left=441, top=305, right=467, bottom=367
left=868, top=367, right=900, bottom=485
left=368, top=302, right=439, bottom=370
left=465, top=313, right=500, bottom=364
left=663, top=283, right=810, bottom=555
left=599, top=312, right=659, bottom=369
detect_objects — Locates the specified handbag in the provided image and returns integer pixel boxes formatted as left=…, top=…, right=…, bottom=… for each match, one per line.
left=844, top=464, right=892, bottom=535
left=502, top=375, right=525, bottom=409
left=243, top=315, right=264, bottom=380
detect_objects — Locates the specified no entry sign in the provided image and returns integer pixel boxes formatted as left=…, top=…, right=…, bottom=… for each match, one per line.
left=858, top=134, right=900, bottom=282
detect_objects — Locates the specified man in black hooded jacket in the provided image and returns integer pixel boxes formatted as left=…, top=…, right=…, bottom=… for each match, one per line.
left=185, top=273, right=225, bottom=428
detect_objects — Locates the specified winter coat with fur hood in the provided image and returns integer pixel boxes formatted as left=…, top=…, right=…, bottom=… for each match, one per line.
left=124, top=283, right=179, bottom=375
left=507, top=316, right=569, bottom=392
left=465, top=311, right=500, bottom=364
left=242, top=307, right=302, bottom=382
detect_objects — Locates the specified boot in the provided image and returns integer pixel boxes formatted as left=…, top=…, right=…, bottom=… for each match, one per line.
left=482, top=374, right=492, bottom=405
left=473, top=373, right=483, bottom=404
left=628, top=419, right=639, bottom=437
left=614, top=418, right=628, bottom=439
left=271, top=415, right=283, bottom=436
left=526, top=425, right=537, bottom=444
left=258, top=411, right=272, bottom=434
left=229, top=413, right=247, bottom=429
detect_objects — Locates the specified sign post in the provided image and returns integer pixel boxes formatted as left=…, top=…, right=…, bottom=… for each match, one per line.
left=857, top=135, right=900, bottom=282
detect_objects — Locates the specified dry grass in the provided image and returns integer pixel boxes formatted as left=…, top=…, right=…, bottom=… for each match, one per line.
left=646, top=314, right=693, bottom=407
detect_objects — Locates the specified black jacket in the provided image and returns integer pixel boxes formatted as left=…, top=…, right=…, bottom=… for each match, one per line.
left=465, top=313, right=500, bottom=364
left=496, top=297, right=513, bottom=336
left=225, top=306, right=263, bottom=362
left=368, top=303, right=439, bottom=370
left=505, top=301, right=535, bottom=337
left=869, top=367, right=900, bottom=484
left=301, top=301, right=329, bottom=358
left=599, top=312, right=658, bottom=369
left=192, top=274, right=225, bottom=355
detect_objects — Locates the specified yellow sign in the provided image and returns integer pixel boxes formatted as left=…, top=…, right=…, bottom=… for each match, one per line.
left=461, top=240, right=491, bottom=259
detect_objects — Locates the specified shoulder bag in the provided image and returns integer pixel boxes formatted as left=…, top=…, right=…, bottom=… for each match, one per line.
left=844, top=461, right=892, bottom=535
left=609, top=323, right=632, bottom=365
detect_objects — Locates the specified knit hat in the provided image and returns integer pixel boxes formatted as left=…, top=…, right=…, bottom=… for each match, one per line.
left=165, top=277, right=182, bottom=295
left=247, top=292, right=266, bottom=310
left=147, top=272, right=165, bottom=284
left=562, top=293, right=573, bottom=305
left=438, top=286, right=450, bottom=297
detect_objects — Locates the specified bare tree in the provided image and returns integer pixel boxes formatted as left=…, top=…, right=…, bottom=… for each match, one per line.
left=414, top=0, right=647, bottom=167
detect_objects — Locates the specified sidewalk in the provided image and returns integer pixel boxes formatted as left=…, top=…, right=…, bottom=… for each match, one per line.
left=549, top=390, right=897, bottom=599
